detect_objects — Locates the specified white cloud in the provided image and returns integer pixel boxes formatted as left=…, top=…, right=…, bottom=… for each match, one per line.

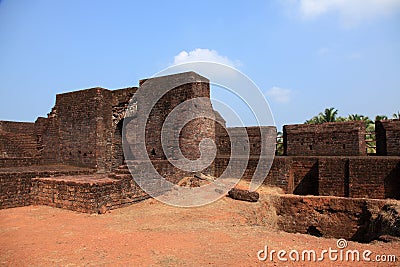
left=266, top=86, right=293, bottom=103
left=173, top=48, right=240, bottom=67
left=288, top=0, right=400, bottom=25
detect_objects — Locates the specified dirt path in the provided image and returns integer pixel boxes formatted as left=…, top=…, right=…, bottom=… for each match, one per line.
left=1, top=196, right=399, bottom=266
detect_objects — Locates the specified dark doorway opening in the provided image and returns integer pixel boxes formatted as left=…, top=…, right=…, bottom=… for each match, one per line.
left=112, top=118, right=135, bottom=170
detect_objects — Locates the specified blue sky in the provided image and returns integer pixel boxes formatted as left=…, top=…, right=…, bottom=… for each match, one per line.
left=0, top=0, right=399, bottom=130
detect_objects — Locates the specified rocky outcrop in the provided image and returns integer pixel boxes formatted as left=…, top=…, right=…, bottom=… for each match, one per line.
left=266, top=194, right=400, bottom=242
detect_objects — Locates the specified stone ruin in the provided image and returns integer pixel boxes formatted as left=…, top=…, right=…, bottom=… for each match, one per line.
left=0, top=71, right=399, bottom=241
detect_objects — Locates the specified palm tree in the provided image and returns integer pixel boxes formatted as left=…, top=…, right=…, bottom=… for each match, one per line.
left=305, top=115, right=322, bottom=124
left=305, top=107, right=339, bottom=124
left=375, top=115, right=388, bottom=121
left=393, top=112, right=400, bottom=119
left=336, top=116, right=348, bottom=122
left=348, top=114, right=367, bottom=121
left=320, top=107, right=338, bottom=123
left=348, top=114, right=373, bottom=128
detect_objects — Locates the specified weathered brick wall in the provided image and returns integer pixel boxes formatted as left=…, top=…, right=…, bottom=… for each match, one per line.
left=214, top=126, right=277, bottom=190
left=30, top=176, right=147, bottom=213
left=0, top=121, right=38, bottom=158
left=35, top=116, right=60, bottom=164
left=31, top=178, right=97, bottom=212
left=111, top=88, right=137, bottom=169
left=214, top=111, right=229, bottom=157
left=349, top=157, right=400, bottom=199
left=215, top=156, right=291, bottom=194
left=0, top=157, right=43, bottom=168
left=0, top=120, right=35, bottom=135
left=214, top=155, right=400, bottom=200
left=94, top=89, right=114, bottom=172
left=34, top=117, right=47, bottom=157
left=217, top=126, right=276, bottom=157
left=125, top=72, right=216, bottom=165
left=0, top=72, right=221, bottom=172
left=283, top=121, right=367, bottom=156
left=55, top=88, right=109, bottom=170
left=3, top=71, right=400, bottom=210
left=291, top=157, right=319, bottom=195
left=214, top=157, right=258, bottom=181
left=317, top=156, right=400, bottom=199
left=1, top=156, right=398, bottom=213
left=152, top=160, right=193, bottom=183
left=226, top=127, right=261, bottom=157
left=0, top=169, right=93, bottom=209
left=376, top=119, right=400, bottom=156
left=37, top=86, right=137, bottom=171
left=0, top=173, right=32, bottom=209
left=158, top=77, right=213, bottom=161
left=318, top=157, right=349, bottom=197
left=264, top=156, right=292, bottom=192
left=0, top=169, right=95, bottom=211
left=111, top=87, right=137, bottom=107
left=126, top=159, right=213, bottom=187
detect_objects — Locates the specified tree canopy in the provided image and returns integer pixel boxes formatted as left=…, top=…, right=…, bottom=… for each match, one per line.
left=305, top=108, right=398, bottom=126
left=303, top=108, right=398, bottom=154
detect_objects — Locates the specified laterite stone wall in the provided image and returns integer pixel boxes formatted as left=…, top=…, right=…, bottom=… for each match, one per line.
left=376, top=119, right=400, bottom=156
left=0, top=121, right=38, bottom=158
left=283, top=121, right=367, bottom=156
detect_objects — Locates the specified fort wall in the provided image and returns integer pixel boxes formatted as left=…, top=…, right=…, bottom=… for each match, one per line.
left=0, top=121, right=38, bottom=158
left=0, top=72, right=399, bottom=214
left=283, top=121, right=367, bottom=156
left=376, top=119, right=400, bottom=156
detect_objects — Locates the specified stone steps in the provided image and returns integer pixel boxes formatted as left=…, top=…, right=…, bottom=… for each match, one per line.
left=114, top=164, right=131, bottom=174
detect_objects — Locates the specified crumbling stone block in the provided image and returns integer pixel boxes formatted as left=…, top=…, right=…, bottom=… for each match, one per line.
left=228, top=188, right=259, bottom=202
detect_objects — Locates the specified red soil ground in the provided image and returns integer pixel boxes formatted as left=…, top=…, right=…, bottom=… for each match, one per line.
left=1, top=194, right=399, bottom=266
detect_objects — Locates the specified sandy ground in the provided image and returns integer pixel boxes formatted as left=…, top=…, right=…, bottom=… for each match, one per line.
left=1, top=193, right=399, bottom=267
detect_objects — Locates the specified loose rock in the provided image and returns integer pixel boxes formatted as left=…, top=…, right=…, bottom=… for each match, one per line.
left=228, top=188, right=259, bottom=202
